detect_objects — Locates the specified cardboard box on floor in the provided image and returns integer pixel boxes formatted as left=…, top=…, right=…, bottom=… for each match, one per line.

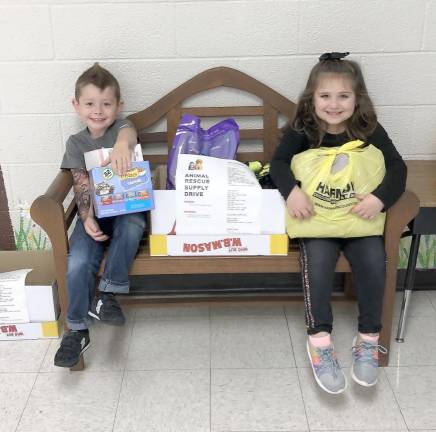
left=0, top=251, right=61, bottom=340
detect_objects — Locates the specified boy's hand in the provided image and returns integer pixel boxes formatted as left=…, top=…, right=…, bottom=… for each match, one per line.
left=286, top=185, right=315, bottom=220
left=351, top=193, right=384, bottom=219
left=84, top=216, right=109, bottom=242
left=104, top=126, right=138, bottom=175
left=104, top=141, right=131, bottom=176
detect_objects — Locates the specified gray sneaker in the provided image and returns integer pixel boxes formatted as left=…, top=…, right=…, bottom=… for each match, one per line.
left=351, top=336, right=387, bottom=387
left=307, top=340, right=347, bottom=394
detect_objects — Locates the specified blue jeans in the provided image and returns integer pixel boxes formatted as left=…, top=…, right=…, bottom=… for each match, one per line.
left=66, top=213, right=146, bottom=330
left=299, top=236, right=386, bottom=335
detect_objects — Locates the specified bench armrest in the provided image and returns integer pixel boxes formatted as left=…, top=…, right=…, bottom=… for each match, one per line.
left=30, top=169, right=74, bottom=285
left=384, top=190, right=420, bottom=264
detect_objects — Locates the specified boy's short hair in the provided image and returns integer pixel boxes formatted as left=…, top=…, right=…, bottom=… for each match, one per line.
left=75, top=63, right=121, bottom=102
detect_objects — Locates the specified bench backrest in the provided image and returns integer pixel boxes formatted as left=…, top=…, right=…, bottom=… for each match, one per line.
left=127, top=67, right=296, bottom=165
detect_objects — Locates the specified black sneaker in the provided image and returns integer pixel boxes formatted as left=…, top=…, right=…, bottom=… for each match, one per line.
left=88, top=292, right=126, bottom=326
left=54, top=329, right=90, bottom=368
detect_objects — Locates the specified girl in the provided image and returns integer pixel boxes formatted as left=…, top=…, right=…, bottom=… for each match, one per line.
left=270, top=52, right=407, bottom=394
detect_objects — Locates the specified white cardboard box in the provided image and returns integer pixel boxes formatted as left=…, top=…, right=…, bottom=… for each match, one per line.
left=151, top=189, right=285, bottom=235
left=0, top=321, right=61, bottom=340
left=149, top=166, right=288, bottom=256
left=25, top=281, right=59, bottom=322
left=149, top=233, right=288, bottom=256
left=0, top=251, right=60, bottom=339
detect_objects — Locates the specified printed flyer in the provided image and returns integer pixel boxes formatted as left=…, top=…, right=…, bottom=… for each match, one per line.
left=0, top=269, right=31, bottom=324
left=175, top=154, right=261, bottom=235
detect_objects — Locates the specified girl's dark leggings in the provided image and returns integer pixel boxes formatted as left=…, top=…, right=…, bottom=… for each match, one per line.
left=299, top=236, right=386, bottom=335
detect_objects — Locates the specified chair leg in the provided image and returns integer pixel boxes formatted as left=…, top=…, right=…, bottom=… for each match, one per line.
left=396, top=234, right=421, bottom=343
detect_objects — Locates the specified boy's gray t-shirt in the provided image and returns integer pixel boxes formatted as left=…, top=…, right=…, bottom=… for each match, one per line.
left=61, top=118, right=133, bottom=169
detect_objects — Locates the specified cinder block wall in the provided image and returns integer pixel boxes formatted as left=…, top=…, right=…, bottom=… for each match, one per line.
left=1, top=0, right=435, bottom=236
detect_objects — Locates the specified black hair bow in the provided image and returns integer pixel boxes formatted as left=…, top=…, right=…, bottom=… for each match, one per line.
left=319, top=52, right=350, bottom=62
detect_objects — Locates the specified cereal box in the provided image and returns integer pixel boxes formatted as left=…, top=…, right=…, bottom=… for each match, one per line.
left=90, top=161, right=155, bottom=218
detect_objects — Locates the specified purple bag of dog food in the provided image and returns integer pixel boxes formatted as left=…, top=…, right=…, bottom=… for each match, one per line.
left=166, top=114, right=240, bottom=189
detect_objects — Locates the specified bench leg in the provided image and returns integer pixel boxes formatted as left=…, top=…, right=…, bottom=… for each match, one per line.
left=343, top=273, right=355, bottom=299
left=70, top=355, right=85, bottom=371
left=379, top=348, right=389, bottom=367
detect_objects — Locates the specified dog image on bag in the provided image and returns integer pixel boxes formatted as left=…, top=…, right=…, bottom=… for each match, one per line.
left=270, top=52, right=407, bottom=395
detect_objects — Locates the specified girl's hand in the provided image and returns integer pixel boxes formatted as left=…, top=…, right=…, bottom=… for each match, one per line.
left=84, top=216, right=109, bottom=242
left=351, top=193, right=384, bottom=219
left=286, top=185, right=315, bottom=219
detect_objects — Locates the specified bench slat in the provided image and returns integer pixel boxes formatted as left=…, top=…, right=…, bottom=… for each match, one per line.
left=182, top=106, right=264, bottom=117
left=121, top=245, right=351, bottom=275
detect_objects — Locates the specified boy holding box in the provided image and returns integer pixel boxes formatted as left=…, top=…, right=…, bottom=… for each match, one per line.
left=54, top=63, right=145, bottom=368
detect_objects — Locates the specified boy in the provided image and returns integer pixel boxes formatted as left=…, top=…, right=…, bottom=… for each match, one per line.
left=54, top=63, right=145, bottom=368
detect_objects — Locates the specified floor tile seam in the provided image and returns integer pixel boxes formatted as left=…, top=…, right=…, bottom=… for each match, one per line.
left=131, top=305, right=211, bottom=320
left=123, top=320, right=135, bottom=369
left=390, top=315, right=436, bottom=323
left=36, top=369, right=125, bottom=375
left=36, top=339, right=53, bottom=373
left=210, top=314, right=290, bottom=320
left=14, top=370, right=39, bottom=432
left=210, top=366, right=298, bottom=371
left=292, top=351, right=311, bottom=432
left=215, top=429, right=409, bottom=432
left=424, top=291, right=436, bottom=312
left=385, top=364, right=436, bottom=369
left=392, top=313, right=436, bottom=318
left=111, top=366, right=127, bottom=432
left=210, top=315, right=289, bottom=320
left=133, top=317, right=211, bottom=323
left=209, top=367, right=212, bottom=432
left=379, top=368, right=410, bottom=432
left=116, top=316, right=140, bottom=416
left=284, top=308, right=298, bottom=367
left=0, top=371, right=41, bottom=375
left=134, top=316, right=211, bottom=322
left=124, top=367, right=211, bottom=373
left=209, top=305, right=212, bottom=432
left=133, top=313, right=291, bottom=321
left=123, top=366, right=299, bottom=373
left=211, top=363, right=436, bottom=372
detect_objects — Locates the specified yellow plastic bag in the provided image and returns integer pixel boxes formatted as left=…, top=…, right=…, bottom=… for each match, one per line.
left=286, top=140, right=386, bottom=238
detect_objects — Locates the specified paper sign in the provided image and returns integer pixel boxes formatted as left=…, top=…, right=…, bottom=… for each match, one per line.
left=0, top=269, right=31, bottom=324
left=175, top=154, right=261, bottom=235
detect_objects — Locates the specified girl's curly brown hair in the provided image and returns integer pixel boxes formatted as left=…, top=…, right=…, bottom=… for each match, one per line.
left=291, top=57, right=377, bottom=147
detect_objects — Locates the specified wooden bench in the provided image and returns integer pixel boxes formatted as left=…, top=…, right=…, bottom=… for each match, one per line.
left=30, top=67, right=419, bottom=368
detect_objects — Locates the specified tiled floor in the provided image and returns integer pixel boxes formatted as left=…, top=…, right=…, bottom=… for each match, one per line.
left=1, top=291, right=436, bottom=432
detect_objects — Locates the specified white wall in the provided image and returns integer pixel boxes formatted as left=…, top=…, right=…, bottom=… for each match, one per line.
left=1, top=0, right=435, bottom=234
